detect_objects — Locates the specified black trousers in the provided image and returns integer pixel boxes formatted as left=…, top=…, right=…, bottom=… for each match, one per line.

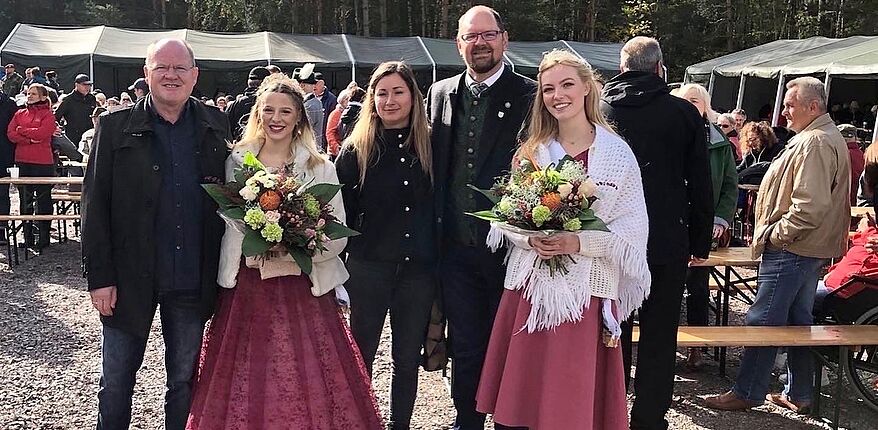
left=441, top=243, right=505, bottom=430
left=17, top=163, right=55, bottom=246
left=622, top=260, right=688, bottom=430
left=685, top=266, right=711, bottom=326
left=346, top=257, right=437, bottom=430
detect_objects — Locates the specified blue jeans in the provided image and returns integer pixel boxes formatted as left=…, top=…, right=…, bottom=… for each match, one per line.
left=97, top=294, right=205, bottom=430
left=732, top=248, right=827, bottom=403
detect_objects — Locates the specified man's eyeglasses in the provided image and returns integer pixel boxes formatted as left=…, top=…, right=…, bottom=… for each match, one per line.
left=719, top=124, right=732, bottom=129
left=149, top=65, right=194, bottom=75
left=459, top=30, right=503, bottom=44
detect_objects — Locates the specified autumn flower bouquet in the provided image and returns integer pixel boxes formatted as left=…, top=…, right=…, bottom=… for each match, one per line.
left=203, top=152, right=358, bottom=275
left=468, top=156, right=608, bottom=275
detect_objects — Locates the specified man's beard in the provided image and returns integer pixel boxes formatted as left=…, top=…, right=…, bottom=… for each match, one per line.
left=469, top=49, right=500, bottom=74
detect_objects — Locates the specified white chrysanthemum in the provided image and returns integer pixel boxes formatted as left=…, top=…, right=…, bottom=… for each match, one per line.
left=239, top=185, right=258, bottom=201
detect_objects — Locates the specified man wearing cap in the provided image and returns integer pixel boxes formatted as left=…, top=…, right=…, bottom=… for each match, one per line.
left=78, top=106, right=108, bottom=155
left=839, top=123, right=865, bottom=205
left=129, top=78, right=149, bottom=102
left=225, top=66, right=270, bottom=140
left=1, top=64, right=23, bottom=96
left=293, top=64, right=325, bottom=151
left=55, top=73, right=97, bottom=145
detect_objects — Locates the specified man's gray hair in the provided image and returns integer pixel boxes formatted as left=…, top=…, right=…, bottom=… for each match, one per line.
left=620, top=36, right=663, bottom=72
left=786, top=77, right=827, bottom=112
left=145, top=38, right=196, bottom=67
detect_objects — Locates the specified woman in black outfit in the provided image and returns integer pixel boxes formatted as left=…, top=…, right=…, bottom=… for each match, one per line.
left=335, top=61, right=435, bottom=430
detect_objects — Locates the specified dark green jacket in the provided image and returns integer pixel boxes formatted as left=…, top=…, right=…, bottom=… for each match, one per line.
left=707, top=122, right=738, bottom=226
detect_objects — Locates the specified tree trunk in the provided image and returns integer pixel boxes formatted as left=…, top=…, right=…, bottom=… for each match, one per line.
left=407, top=0, right=414, bottom=35
left=421, top=0, right=427, bottom=36
left=316, top=0, right=324, bottom=34
left=362, top=0, right=371, bottom=36
left=587, top=0, right=595, bottom=41
left=379, top=0, right=387, bottom=36
left=726, top=0, right=734, bottom=51
left=290, top=0, right=297, bottom=33
left=439, top=0, right=450, bottom=38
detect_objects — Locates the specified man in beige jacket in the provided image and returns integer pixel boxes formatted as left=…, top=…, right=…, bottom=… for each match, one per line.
left=706, top=77, right=851, bottom=413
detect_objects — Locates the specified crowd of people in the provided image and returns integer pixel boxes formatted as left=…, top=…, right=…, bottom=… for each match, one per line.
left=1, top=4, right=875, bottom=430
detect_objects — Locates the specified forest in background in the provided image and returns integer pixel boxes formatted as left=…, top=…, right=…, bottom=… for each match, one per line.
left=2, top=0, right=878, bottom=80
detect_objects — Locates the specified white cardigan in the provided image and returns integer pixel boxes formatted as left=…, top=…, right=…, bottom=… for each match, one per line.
left=216, top=141, right=350, bottom=297
left=493, top=125, right=651, bottom=332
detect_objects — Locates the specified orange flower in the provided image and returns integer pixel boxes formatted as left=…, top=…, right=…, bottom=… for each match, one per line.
left=259, top=190, right=282, bottom=211
left=540, top=192, right=562, bottom=210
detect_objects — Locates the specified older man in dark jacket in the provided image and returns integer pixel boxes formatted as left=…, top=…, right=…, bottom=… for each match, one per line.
left=601, top=36, right=714, bottom=430
left=82, top=38, right=229, bottom=430
left=55, top=74, right=97, bottom=145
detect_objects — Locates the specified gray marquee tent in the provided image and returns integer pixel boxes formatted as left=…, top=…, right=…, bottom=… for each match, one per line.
left=685, top=35, right=878, bottom=129
left=1, top=24, right=623, bottom=98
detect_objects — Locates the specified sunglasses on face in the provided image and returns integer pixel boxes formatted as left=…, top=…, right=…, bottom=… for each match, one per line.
left=719, top=124, right=732, bottom=129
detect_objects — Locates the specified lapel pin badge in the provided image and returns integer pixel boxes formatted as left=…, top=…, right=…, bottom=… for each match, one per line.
left=504, top=102, right=511, bottom=108
left=497, top=111, right=505, bottom=118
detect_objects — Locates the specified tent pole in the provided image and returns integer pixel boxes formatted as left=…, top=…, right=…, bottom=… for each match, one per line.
left=341, top=34, right=356, bottom=84
left=771, top=73, right=785, bottom=127
left=823, top=72, right=832, bottom=106
left=264, top=31, right=271, bottom=65
left=873, top=109, right=877, bottom=144
left=707, top=69, right=716, bottom=96
left=415, top=36, right=436, bottom=84
left=503, top=52, right=514, bottom=72
left=0, top=23, right=22, bottom=65
left=560, top=40, right=584, bottom=60
left=736, top=74, right=747, bottom=110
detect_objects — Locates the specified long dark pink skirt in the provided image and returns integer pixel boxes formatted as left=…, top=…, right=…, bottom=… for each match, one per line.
left=186, top=266, right=383, bottom=430
left=476, top=290, right=628, bottom=430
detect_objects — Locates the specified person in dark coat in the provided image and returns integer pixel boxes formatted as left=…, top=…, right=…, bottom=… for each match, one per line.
left=600, top=36, right=714, bottom=430
left=339, top=87, right=365, bottom=139
left=81, top=38, right=229, bottom=430
left=316, top=78, right=338, bottom=141
left=225, top=66, right=270, bottom=140
left=0, top=89, right=17, bottom=244
left=54, top=73, right=97, bottom=145
left=426, top=6, right=536, bottom=429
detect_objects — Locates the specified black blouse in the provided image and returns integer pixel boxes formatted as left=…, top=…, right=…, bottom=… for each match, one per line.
left=335, top=128, right=437, bottom=264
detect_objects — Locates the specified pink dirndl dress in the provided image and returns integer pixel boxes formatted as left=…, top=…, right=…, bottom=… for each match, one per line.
left=186, top=264, right=384, bottom=430
left=475, top=149, right=628, bottom=430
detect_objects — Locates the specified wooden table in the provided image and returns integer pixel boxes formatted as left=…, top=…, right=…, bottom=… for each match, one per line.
left=691, top=246, right=762, bottom=375
left=851, top=206, right=875, bottom=218
left=738, top=184, right=760, bottom=192
left=0, top=176, right=83, bottom=185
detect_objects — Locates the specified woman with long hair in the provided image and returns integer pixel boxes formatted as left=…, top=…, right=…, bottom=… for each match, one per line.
left=186, top=74, right=383, bottom=429
left=672, top=84, right=738, bottom=369
left=334, top=61, right=435, bottom=430
left=475, top=49, right=650, bottom=429
left=737, top=121, right=782, bottom=172
left=6, top=83, right=57, bottom=250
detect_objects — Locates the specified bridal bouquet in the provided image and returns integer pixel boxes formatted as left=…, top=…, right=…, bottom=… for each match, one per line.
left=468, top=156, right=608, bottom=276
left=202, top=152, right=358, bottom=275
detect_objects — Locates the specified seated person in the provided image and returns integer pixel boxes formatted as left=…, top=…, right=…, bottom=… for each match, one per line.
left=813, top=219, right=878, bottom=313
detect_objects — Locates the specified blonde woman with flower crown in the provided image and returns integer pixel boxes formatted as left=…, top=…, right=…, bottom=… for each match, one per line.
left=186, top=75, right=383, bottom=429
left=475, top=50, right=650, bottom=430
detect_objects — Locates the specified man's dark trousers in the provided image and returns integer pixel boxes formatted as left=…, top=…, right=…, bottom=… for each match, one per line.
left=96, top=294, right=205, bottom=430
left=442, top=243, right=504, bottom=430
left=622, top=260, right=688, bottom=430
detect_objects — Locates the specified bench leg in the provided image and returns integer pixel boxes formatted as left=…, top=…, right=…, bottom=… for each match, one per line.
left=834, top=346, right=846, bottom=430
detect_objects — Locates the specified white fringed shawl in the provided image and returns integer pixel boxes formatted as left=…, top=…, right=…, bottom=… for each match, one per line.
left=488, top=125, right=651, bottom=332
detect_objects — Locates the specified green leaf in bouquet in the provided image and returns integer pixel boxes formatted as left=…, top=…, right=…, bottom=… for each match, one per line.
left=222, top=207, right=245, bottom=220
left=242, top=151, right=266, bottom=170
left=466, top=184, right=500, bottom=205
left=202, top=184, right=242, bottom=210
left=577, top=208, right=609, bottom=231
left=466, top=210, right=502, bottom=222
left=323, top=220, right=361, bottom=239
left=305, top=183, right=343, bottom=203
left=242, top=228, right=272, bottom=256
left=234, top=168, right=249, bottom=186
left=289, top=247, right=313, bottom=275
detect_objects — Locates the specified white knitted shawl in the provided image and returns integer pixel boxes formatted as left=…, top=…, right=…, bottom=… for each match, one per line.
left=488, top=125, right=651, bottom=332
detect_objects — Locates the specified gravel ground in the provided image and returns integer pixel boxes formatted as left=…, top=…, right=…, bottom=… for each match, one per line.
left=1, top=190, right=877, bottom=429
